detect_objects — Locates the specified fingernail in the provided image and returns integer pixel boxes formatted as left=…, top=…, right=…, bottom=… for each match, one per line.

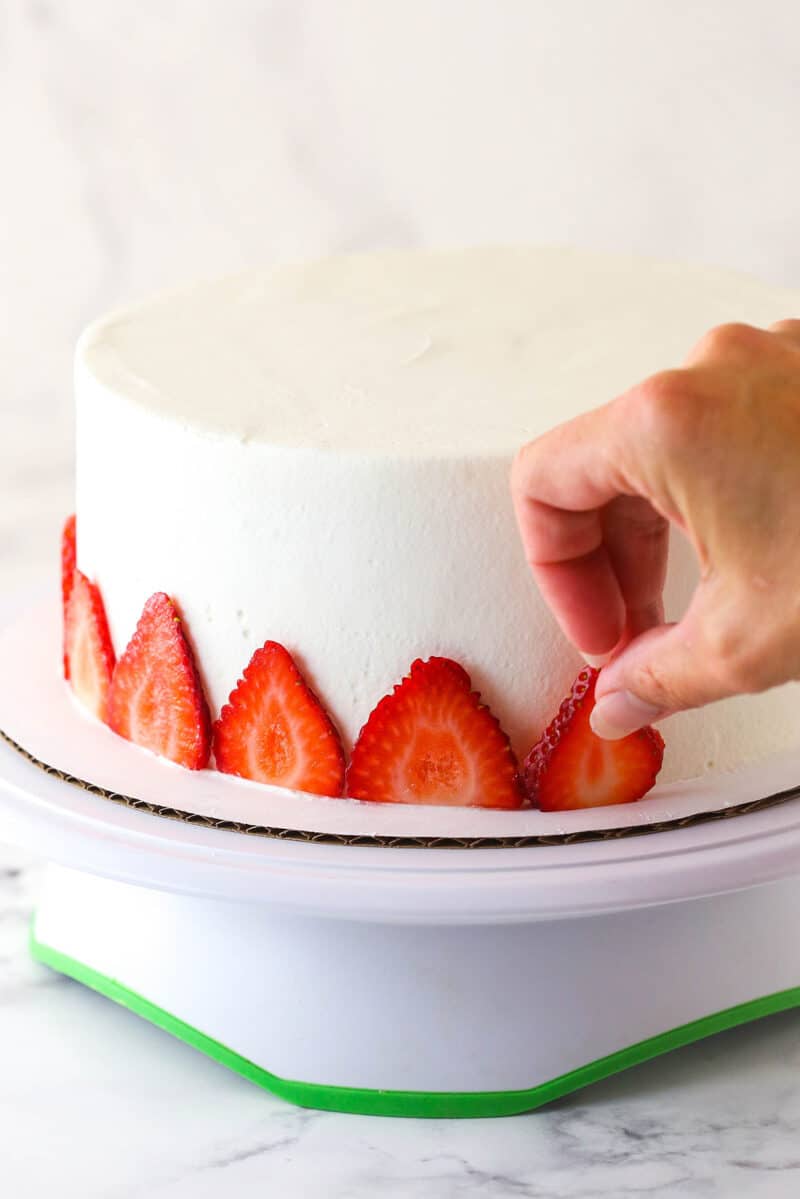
left=582, top=652, right=612, bottom=669
left=590, top=690, right=664, bottom=740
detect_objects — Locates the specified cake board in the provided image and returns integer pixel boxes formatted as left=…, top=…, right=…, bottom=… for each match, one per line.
left=4, top=598, right=800, bottom=1118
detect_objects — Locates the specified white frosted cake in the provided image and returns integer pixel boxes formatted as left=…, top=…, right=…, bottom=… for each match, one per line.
left=65, top=246, right=800, bottom=806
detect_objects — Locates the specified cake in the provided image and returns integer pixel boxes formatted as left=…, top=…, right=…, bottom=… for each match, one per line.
left=63, top=246, right=800, bottom=808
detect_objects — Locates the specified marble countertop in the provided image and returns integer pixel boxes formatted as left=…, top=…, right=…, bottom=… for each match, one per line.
left=3, top=845, right=800, bottom=1197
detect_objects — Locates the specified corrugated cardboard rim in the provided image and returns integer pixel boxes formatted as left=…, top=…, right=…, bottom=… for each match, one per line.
left=4, top=727, right=800, bottom=850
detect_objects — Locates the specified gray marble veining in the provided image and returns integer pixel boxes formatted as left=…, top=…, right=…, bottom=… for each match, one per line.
left=3, top=841, right=800, bottom=1197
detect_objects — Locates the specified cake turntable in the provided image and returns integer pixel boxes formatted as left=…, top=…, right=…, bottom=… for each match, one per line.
left=3, top=593, right=800, bottom=1118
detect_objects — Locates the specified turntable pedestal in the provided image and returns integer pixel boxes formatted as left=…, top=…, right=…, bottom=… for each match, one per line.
left=32, top=864, right=800, bottom=1118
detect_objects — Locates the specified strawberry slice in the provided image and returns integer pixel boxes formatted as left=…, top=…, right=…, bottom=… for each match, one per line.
left=64, top=571, right=116, bottom=721
left=61, top=514, right=77, bottom=611
left=213, top=641, right=346, bottom=796
left=61, top=514, right=77, bottom=677
left=108, top=593, right=211, bottom=769
left=522, top=667, right=665, bottom=811
left=346, top=657, right=523, bottom=808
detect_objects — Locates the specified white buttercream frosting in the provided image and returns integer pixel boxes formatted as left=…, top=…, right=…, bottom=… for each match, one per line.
left=75, top=246, right=800, bottom=783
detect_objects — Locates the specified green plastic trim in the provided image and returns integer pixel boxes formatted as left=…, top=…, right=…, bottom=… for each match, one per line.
left=30, top=927, right=800, bottom=1119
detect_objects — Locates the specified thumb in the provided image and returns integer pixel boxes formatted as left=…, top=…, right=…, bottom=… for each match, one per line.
left=589, top=593, right=738, bottom=740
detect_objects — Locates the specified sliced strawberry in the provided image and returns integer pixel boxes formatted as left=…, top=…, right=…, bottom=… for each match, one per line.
left=522, top=667, right=665, bottom=811
left=108, top=593, right=211, bottom=769
left=346, top=657, right=523, bottom=808
left=64, top=571, right=116, bottom=721
left=61, top=514, right=77, bottom=677
left=61, top=514, right=77, bottom=610
left=213, top=641, right=346, bottom=796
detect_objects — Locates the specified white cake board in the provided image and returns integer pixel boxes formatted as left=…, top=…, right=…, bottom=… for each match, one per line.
left=3, top=594, right=800, bottom=1115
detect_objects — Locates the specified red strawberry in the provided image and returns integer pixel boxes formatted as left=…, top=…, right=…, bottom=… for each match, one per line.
left=61, top=514, right=77, bottom=610
left=61, top=514, right=77, bottom=677
left=213, top=642, right=346, bottom=796
left=522, top=667, right=665, bottom=811
left=346, top=657, right=523, bottom=808
left=108, top=593, right=211, bottom=769
left=64, top=571, right=116, bottom=721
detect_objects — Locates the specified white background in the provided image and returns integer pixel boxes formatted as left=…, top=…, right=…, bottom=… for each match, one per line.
left=2, top=4, right=800, bottom=1194
left=2, top=0, right=799, bottom=588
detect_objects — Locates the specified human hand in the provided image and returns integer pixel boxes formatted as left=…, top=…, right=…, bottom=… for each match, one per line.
left=511, top=319, right=800, bottom=739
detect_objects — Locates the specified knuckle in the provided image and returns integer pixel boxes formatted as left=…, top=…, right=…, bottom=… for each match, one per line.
left=631, top=370, right=695, bottom=449
left=510, top=442, right=534, bottom=497
left=627, top=657, right=687, bottom=713
left=704, top=620, right=768, bottom=694
left=768, top=318, right=800, bottom=336
left=692, top=321, right=763, bottom=362
left=511, top=433, right=555, bottom=500
left=768, top=319, right=800, bottom=351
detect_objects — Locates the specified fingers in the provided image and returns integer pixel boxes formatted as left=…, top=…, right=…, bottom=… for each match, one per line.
left=590, top=621, right=702, bottom=739
left=590, top=579, right=782, bottom=739
left=517, top=316, right=800, bottom=742
left=532, top=544, right=627, bottom=657
left=511, top=398, right=670, bottom=660
left=601, top=495, right=669, bottom=647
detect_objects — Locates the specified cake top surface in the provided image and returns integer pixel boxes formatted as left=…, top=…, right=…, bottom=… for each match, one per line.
left=78, top=246, right=799, bottom=456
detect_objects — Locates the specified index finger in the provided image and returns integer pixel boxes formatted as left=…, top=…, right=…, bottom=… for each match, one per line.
left=510, top=395, right=667, bottom=658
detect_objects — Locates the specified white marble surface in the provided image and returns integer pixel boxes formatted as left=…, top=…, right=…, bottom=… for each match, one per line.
left=4, top=849, right=800, bottom=1198
left=3, top=1, right=800, bottom=1194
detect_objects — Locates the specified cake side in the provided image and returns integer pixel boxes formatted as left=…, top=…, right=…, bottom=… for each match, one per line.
left=75, top=368, right=582, bottom=762
left=74, top=247, right=800, bottom=786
